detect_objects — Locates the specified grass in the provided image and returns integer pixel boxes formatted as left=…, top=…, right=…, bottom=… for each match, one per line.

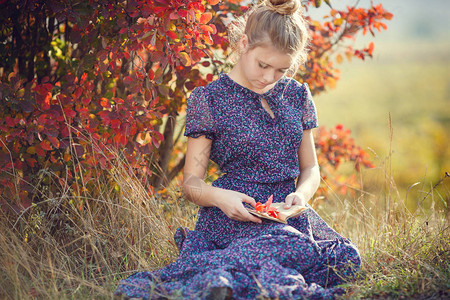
left=0, top=142, right=448, bottom=300
left=0, top=149, right=195, bottom=299
left=1, top=40, right=449, bottom=299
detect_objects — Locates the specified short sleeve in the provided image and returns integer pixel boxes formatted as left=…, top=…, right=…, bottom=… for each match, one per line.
left=300, top=83, right=319, bottom=130
left=184, top=86, right=216, bottom=140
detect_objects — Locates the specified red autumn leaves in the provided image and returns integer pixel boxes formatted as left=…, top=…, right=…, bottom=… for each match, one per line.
left=254, top=194, right=280, bottom=219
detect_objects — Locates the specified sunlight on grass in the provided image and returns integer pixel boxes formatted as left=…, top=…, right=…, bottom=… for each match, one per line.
left=0, top=140, right=448, bottom=299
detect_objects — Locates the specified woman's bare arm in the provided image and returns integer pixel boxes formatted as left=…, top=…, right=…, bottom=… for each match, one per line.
left=182, top=136, right=261, bottom=223
left=284, top=129, right=320, bottom=208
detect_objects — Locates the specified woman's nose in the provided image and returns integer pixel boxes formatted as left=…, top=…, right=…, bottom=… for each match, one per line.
left=263, top=70, right=275, bottom=83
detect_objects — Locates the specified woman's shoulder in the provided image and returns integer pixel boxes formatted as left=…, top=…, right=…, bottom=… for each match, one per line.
left=277, top=76, right=311, bottom=100
left=279, top=76, right=308, bottom=90
left=190, top=76, right=227, bottom=99
left=188, top=76, right=232, bottom=111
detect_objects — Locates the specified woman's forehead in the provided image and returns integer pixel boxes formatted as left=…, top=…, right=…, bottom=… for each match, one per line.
left=251, top=44, right=294, bottom=68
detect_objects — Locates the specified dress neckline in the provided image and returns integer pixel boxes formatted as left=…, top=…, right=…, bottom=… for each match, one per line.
left=219, top=72, right=284, bottom=98
left=219, top=72, right=281, bottom=123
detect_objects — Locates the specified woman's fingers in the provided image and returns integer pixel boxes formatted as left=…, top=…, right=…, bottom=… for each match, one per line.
left=241, top=195, right=256, bottom=207
left=239, top=196, right=261, bottom=223
left=284, top=193, right=307, bottom=208
left=284, top=194, right=295, bottom=209
left=243, top=209, right=262, bottom=223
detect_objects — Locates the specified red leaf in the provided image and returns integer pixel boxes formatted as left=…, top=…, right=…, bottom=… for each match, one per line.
left=26, top=158, right=37, bottom=168
left=208, top=0, right=220, bottom=5
left=200, top=24, right=214, bottom=33
left=169, top=12, right=178, bottom=19
left=40, top=140, right=52, bottom=151
left=166, top=31, right=177, bottom=40
left=148, top=69, right=155, bottom=80
left=5, top=116, right=16, bottom=127
left=209, top=24, right=217, bottom=34
left=255, top=202, right=264, bottom=212
left=384, top=12, right=394, bottom=20
left=110, top=119, right=121, bottom=130
left=200, top=12, right=212, bottom=24
left=82, top=97, right=91, bottom=106
left=100, top=97, right=111, bottom=108
left=99, top=157, right=107, bottom=169
left=368, top=42, right=374, bottom=55
left=73, top=87, right=83, bottom=100
left=265, top=194, right=273, bottom=209
left=73, top=144, right=84, bottom=157
left=114, top=133, right=126, bottom=146
left=64, top=107, right=76, bottom=118
left=178, top=9, right=187, bottom=18
left=43, top=93, right=51, bottom=110
left=123, top=76, right=133, bottom=85
left=47, top=136, right=60, bottom=149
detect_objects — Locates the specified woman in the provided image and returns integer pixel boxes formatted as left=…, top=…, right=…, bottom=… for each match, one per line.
left=115, top=1, right=361, bottom=299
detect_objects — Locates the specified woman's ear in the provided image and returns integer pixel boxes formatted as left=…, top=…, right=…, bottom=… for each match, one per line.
left=239, top=34, right=249, bottom=54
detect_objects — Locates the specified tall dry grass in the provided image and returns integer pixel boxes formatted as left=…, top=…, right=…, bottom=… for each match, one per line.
left=0, top=144, right=198, bottom=299
left=320, top=171, right=449, bottom=299
left=0, top=143, right=448, bottom=299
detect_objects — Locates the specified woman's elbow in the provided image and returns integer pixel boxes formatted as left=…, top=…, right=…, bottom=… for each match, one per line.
left=182, top=174, right=203, bottom=203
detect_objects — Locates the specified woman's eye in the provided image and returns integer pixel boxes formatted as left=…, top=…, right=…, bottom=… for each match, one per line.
left=258, top=63, right=267, bottom=69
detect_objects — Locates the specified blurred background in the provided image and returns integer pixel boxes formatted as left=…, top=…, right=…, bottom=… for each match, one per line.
left=309, top=0, right=450, bottom=211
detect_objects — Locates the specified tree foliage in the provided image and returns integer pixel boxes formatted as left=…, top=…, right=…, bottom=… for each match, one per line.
left=0, top=0, right=392, bottom=212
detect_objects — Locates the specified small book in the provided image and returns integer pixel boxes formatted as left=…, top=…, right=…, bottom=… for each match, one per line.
left=246, top=203, right=309, bottom=224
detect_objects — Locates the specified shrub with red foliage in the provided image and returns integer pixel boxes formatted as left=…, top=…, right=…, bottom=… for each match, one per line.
left=0, top=0, right=391, bottom=212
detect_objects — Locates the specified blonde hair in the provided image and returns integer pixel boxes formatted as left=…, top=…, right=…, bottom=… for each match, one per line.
left=228, top=0, right=310, bottom=72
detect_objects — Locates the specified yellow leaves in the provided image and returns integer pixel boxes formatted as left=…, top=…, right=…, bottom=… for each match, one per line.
left=327, top=76, right=337, bottom=89
left=310, top=20, right=322, bottom=29
left=64, top=152, right=71, bottom=162
left=345, top=50, right=353, bottom=62
left=178, top=52, right=191, bottom=66
left=27, top=146, right=36, bottom=155
left=167, top=21, right=176, bottom=32
left=136, top=132, right=152, bottom=145
left=333, top=18, right=343, bottom=26
left=336, top=54, right=343, bottom=64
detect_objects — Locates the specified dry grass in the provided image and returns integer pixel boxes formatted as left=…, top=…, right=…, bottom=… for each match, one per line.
left=0, top=146, right=448, bottom=299
left=0, top=147, right=197, bottom=299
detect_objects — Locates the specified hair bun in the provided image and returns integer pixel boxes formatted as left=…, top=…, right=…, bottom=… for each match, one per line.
left=265, top=0, right=301, bottom=15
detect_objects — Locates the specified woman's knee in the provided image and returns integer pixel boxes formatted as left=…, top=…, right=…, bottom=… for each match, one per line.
left=337, top=242, right=362, bottom=276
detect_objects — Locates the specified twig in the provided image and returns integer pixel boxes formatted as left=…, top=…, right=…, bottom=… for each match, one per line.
left=420, top=172, right=450, bottom=204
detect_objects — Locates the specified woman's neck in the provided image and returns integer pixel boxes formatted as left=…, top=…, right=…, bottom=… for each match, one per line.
left=227, top=63, right=250, bottom=89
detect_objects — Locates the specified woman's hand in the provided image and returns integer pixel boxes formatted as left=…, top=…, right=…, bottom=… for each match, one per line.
left=215, top=189, right=262, bottom=223
left=284, top=192, right=308, bottom=209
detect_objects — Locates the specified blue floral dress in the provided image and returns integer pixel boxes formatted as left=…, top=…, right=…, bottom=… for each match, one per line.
left=115, top=73, right=361, bottom=299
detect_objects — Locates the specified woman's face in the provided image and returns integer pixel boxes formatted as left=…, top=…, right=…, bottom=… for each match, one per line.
left=238, top=35, right=294, bottom=93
